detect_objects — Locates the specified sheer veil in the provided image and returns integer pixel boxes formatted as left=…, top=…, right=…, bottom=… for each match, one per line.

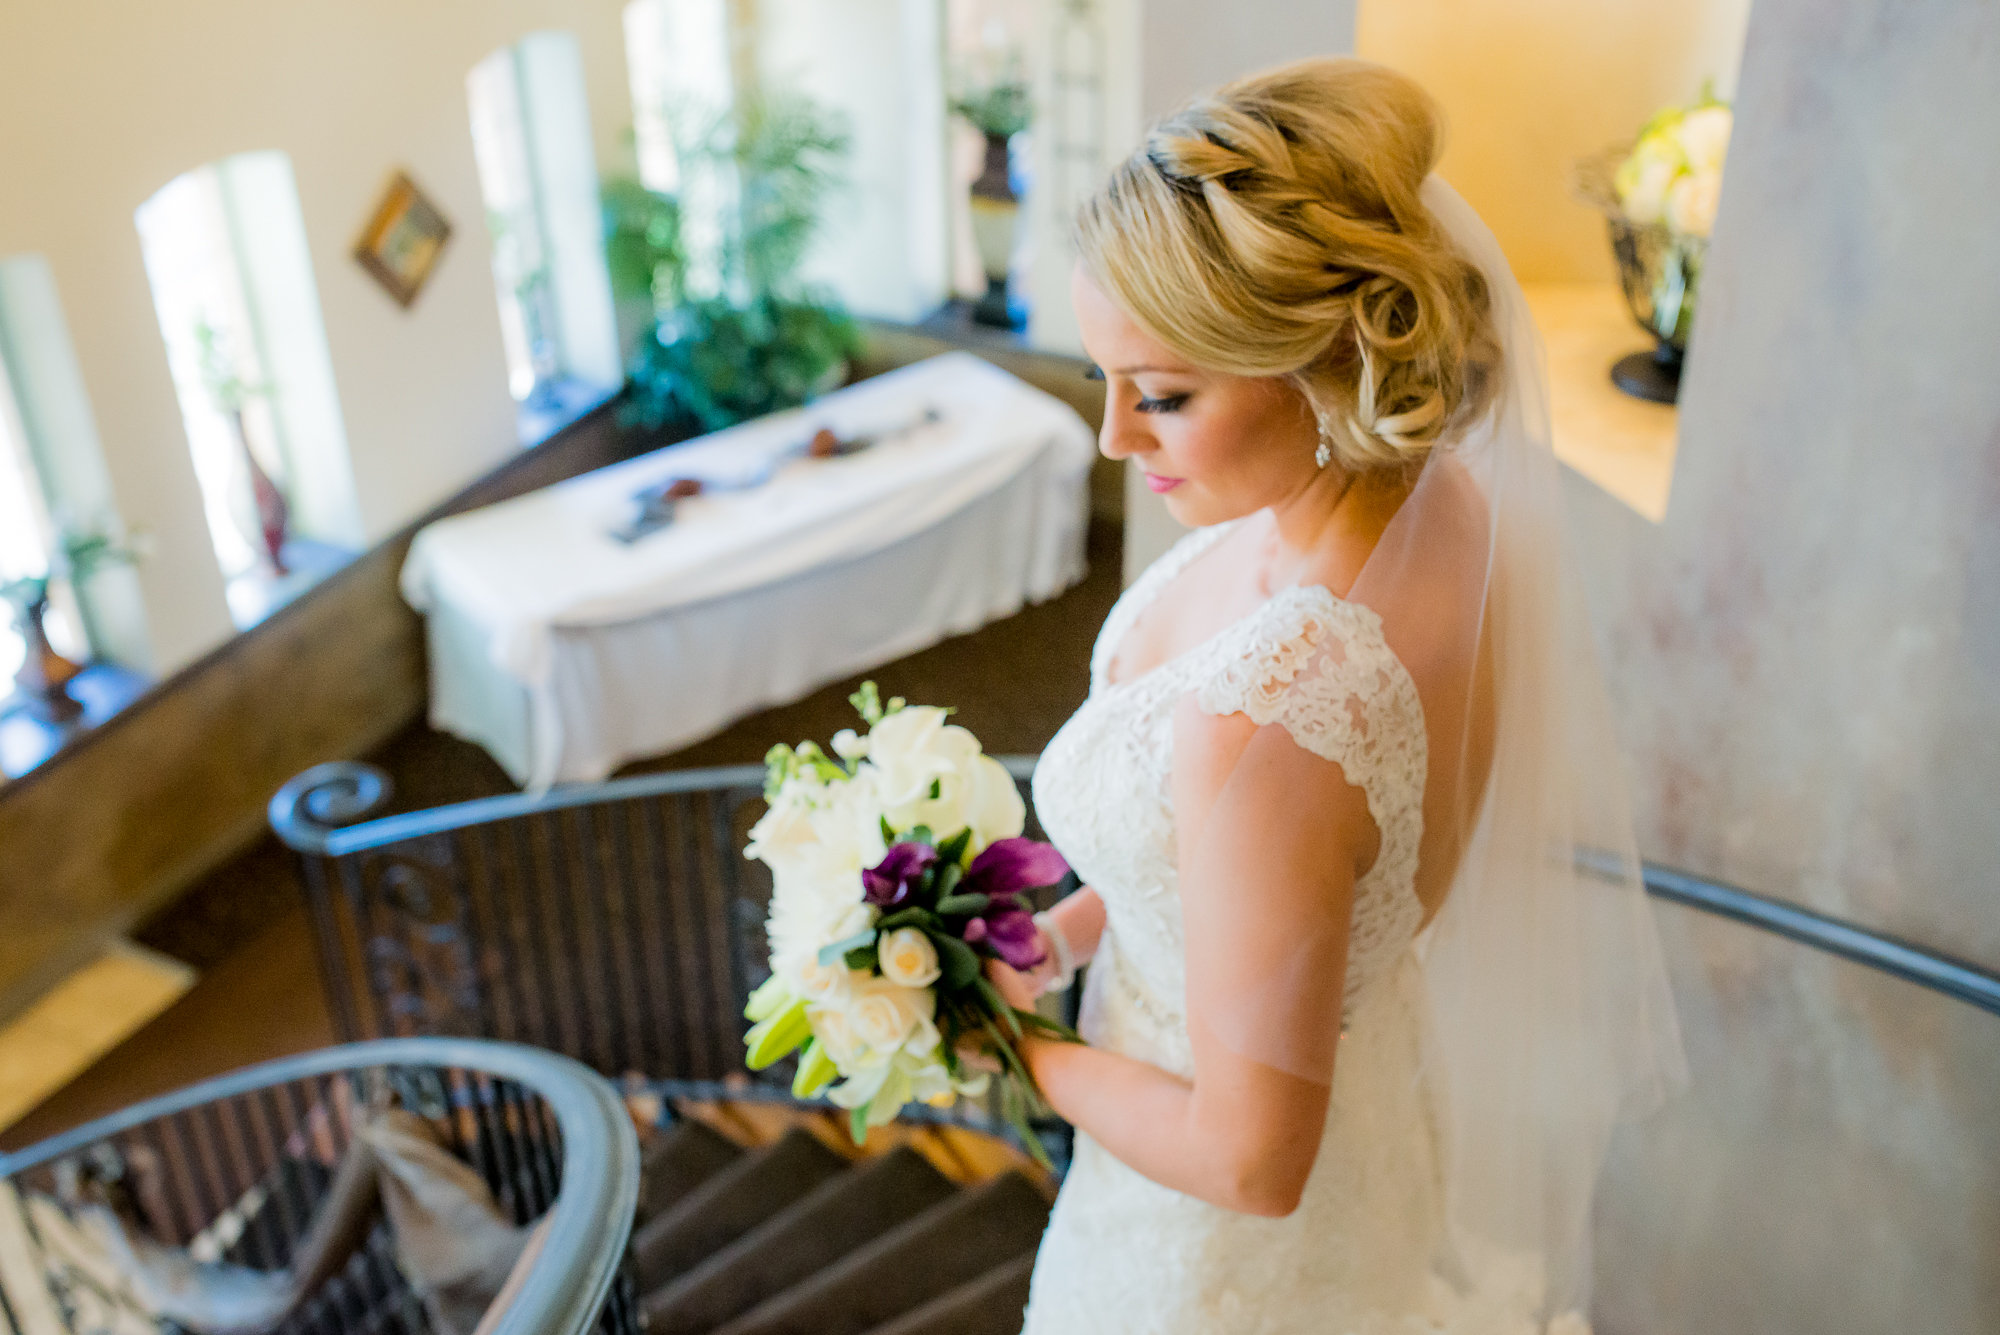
left=1359, top=175, right=1688, bottom=1316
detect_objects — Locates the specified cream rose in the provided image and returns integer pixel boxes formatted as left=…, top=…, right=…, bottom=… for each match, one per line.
left=877, top=927, right=942, bottom=988
left=1615, top=150, right=1678, bottom=227
left=794, top=957, right=858, bottom=1006
left=1673, top=105, right=1732, bottom=175
left=851, top=989, right=917, bottom=1052
left=1666, top=168, right=1722, bottom=239
left=810, top=1005, right=868, bottom=1068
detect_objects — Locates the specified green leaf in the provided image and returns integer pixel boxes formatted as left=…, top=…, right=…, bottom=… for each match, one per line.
left=874, top=907, right=941, bottom=933
left=928, top=777, right=942, bottom=799
left=744, top=1000, right=811, bottom=1069
left=907, top=825, right=935, bottom=847
left=850, top=1101, right=872, bottom=1146
left=932, top=863, right=963, bottom=900
left=817, top=928, right=877, bottom=968
left=791, top=1039, right=838, bottom=1097
left=932, top=931, right=982, bottom=990
left=934, top=891, right=988, bottom=917
left=972, top=974, right=1009, bottom=1017
left=843, top=945, right=879, bottom=971
left=881, top=816, right=897, bottom=844
left=937, top=828, right=973, bottom=866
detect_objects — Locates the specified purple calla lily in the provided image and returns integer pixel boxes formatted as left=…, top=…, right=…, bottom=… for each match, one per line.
left=863, top=841, right=939, bottom=908
left=981, top=907, right=1047, bottom=971
left=964, top=837, right=1070, bottom=898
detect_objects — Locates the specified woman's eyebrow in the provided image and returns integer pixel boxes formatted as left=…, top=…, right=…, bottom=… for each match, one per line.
left=1086, top=363, right=1187, bottom=379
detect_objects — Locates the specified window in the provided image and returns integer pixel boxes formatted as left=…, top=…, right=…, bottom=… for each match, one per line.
left=468, top=31, right=622, bottom=438
left=0, top=254, right=126, bottom=679
left=624, top=0, right=742, bottom=195
left=135, top=151, right=362, bottom=628
left=0, top=355, right=54, bottom=683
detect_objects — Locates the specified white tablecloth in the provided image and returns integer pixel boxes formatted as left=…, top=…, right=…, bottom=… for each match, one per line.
left=401, top=353, right=1096, bottom=788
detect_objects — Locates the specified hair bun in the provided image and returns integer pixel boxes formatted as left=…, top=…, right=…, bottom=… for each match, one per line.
left=1077, top=57, right=1502, bottom=471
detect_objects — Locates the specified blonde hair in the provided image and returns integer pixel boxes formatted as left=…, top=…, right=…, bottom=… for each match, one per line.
left=1076, top=58, right=1502, bottom=472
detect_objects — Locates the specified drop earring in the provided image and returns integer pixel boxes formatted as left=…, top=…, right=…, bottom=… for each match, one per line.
left=1315, top=436, right=1333, bottom=469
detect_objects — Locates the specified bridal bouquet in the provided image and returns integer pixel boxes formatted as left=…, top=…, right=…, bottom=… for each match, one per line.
left=741, top=683, right=1078, bottom=1157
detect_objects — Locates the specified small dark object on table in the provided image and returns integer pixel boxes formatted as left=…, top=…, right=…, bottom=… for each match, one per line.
left=609, top=405, right=944, bottom=544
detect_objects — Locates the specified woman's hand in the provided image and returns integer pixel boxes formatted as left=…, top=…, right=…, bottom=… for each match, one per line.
left=984, top=951, right=1045, bottom=1012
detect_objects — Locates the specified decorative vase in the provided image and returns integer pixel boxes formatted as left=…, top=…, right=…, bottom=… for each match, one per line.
left=10, top=595, right=83, bottom=723
left=968, top=132, right=1026, bottom=331
left=231, top=408, right=291, bottom=575
left=1603, top=216, right=1704, bottom=404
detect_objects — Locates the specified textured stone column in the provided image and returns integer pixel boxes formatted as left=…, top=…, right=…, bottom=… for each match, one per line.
left=1571, top=2, right=2000, bottom=1330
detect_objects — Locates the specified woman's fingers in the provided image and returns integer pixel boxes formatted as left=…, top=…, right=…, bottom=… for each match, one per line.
left=984, top=954, right=1041, bottom=1010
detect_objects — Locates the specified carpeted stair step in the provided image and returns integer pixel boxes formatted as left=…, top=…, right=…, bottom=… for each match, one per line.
left=631, top=1126, right=849, bottom=1293
left=641, top=1145, right=959, bottom=1335
left=637, top=1118, right=745, bottom=1225
left=861, top=1251, right=1037, bottom=1335
left=708, top=1171, right=1052, bottom=1335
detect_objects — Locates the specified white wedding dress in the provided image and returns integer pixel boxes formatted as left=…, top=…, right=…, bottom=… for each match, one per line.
left=1020, top=515, right=1527, bottom=1335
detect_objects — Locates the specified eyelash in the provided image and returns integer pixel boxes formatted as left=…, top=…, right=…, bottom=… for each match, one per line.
left=1082, top=367, right=1189, bottom=414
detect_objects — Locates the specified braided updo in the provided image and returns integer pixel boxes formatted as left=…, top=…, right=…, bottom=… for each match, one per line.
left=1076, top=58, right=1502, bottom=473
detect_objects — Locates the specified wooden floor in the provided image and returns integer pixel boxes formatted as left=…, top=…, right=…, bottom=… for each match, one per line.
left=1, top=521, right=1123, bottom=1152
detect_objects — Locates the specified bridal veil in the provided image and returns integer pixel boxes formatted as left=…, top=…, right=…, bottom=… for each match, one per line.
left=1178, top=170, right=1687, bottom=1319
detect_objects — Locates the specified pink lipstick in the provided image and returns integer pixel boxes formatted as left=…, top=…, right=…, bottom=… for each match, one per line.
left=1144, top=472, right=1183, bottom=494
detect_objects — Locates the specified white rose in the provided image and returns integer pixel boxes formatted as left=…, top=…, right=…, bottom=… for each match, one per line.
left=794, top=957, right=858, bottom=1006
left=801, top=770, right=889, bottom=876
left=1615, top=150, right=1679, bottom=227
left=1666, top=168, right=1722, bottom=239
left=810, top=1005, right=869, bottom=1069
left=866, top=706, right=982, bottom=817
left=877, top=927, right=942, bottom=988
left=1673, top=104, right=1732, bottom=176
left=959, top=753, right=1026, bottom=851
left=767, top=895, right=877, bottom=988
left=845, top=979, right=936, bottom=1058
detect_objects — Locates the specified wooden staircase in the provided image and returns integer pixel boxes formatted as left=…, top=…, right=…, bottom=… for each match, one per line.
left=626, top=1102, right=1052, bottom=1335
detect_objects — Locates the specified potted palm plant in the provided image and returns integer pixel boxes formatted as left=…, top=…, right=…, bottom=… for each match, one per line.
left=607, top=91, right=861, bottom=435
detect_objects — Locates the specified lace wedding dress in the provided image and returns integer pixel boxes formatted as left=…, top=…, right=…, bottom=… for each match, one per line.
left=1019, top=516, right=1511, bottom=1335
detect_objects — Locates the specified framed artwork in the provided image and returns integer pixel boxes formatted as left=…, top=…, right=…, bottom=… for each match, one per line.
left=353, top=171, right=452, bottom=307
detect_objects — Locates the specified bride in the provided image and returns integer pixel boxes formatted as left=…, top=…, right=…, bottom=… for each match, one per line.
left=979, top=58, right=1685, bottom=1333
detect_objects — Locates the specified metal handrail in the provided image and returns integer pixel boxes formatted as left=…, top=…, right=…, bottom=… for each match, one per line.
left=0, top=1037, right=640, bottom=1335
left=1629, top=858, right=2000, bottom=1017
left=270, top=757, right=2000, bottom=1019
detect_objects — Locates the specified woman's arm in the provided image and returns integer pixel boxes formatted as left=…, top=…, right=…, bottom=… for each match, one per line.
left=988, top=701, right=1374, bottom=1216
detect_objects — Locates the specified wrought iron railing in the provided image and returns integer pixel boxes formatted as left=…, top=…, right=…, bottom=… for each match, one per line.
left=0, top=1038, right=641, bottom=1335
left=270, top=757, right=1076, bottom=1163
left=269, top=754, right=2000, bottom=1193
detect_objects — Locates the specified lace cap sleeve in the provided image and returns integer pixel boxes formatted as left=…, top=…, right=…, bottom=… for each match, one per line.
left=1180, top=587, right=1431, bottom=1086
left=1193, top=589, right=1428, bottom=840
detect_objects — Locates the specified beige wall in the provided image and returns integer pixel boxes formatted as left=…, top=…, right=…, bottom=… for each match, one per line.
left=1356, top=0, right=1753, bottom=283
left=0, top=1, right=638, bottom=674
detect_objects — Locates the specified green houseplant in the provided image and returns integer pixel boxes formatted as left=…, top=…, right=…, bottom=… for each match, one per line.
left=608, top=91, right=861, bottom=434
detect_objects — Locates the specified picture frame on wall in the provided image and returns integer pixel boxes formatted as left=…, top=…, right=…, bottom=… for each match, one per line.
left=353, top=171, right=452, bottom=307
